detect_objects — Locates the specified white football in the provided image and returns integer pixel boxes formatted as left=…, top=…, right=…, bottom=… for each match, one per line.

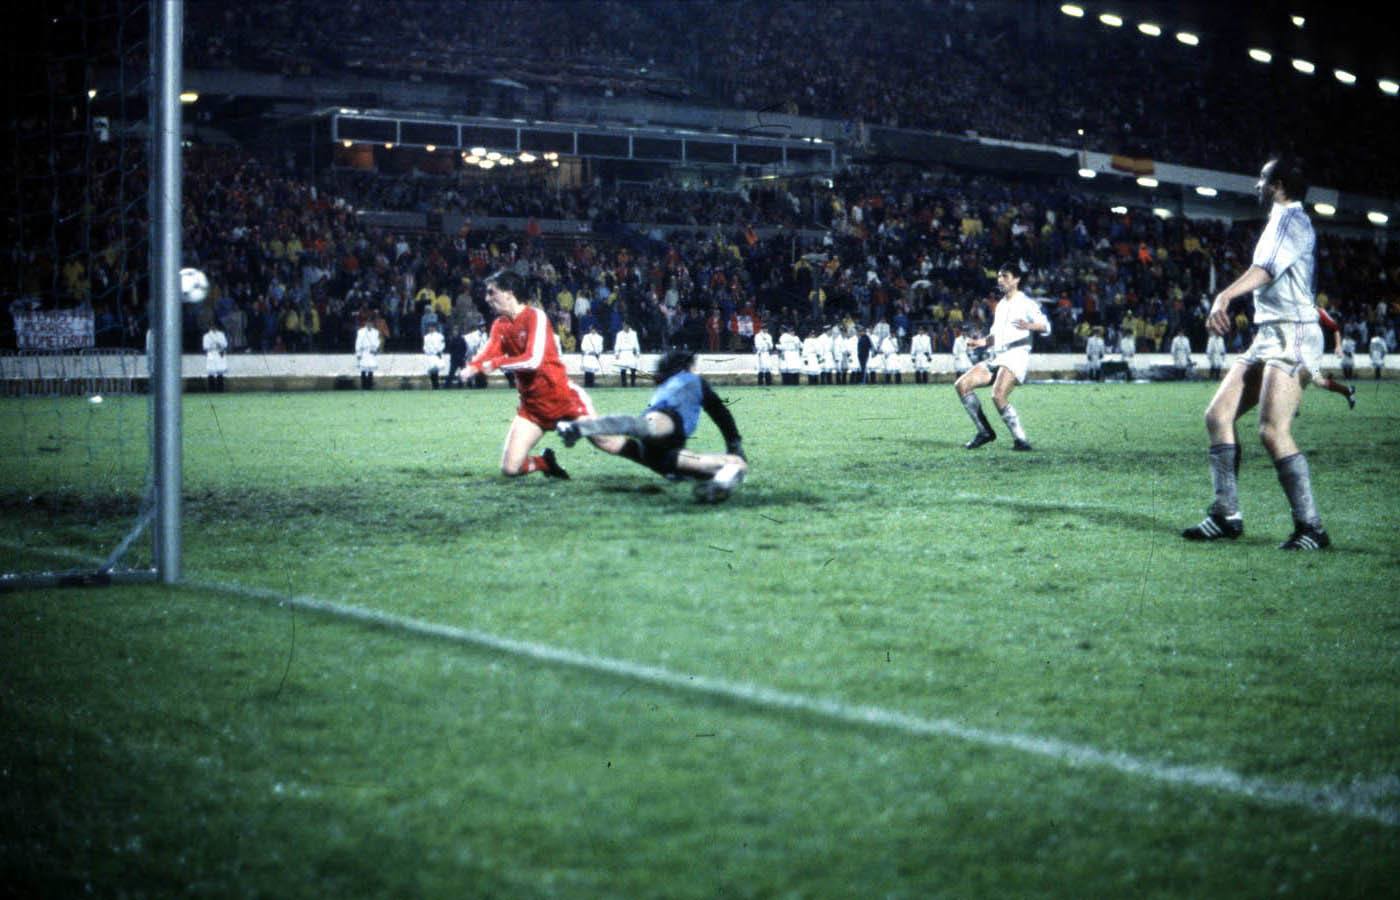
left=180, top=267, right=210, bottom=304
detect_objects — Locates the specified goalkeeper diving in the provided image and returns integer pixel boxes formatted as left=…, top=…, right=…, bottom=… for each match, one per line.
left=556, top=349, right=748, bottom=502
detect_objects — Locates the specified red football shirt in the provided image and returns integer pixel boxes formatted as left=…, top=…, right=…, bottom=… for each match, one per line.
left=471, top=305, right=587, bottom=427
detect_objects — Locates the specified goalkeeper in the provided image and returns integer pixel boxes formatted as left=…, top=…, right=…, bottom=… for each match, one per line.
left=556, top=350, right=748, bottom=502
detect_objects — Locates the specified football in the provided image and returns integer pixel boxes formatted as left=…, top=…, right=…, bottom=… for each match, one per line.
left=179, top=267, right=210, bottom=304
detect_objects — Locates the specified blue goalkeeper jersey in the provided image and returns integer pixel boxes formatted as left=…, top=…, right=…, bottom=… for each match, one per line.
left=646, top=370, right=703, bottom=437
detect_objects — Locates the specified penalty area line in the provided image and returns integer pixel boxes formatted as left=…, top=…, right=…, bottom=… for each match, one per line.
left=184, top=576, right=1399, bottom=828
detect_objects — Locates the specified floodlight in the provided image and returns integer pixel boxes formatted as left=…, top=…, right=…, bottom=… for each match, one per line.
left=1249, top=48, right=1272, bottom=63
left=1367, top=211, right=1389, bottom=226
left=1060, top=4, right=1085, bottom=17
left=1137, top=176, right=1159, bottom=188
left=1099, top=13, right=1123, bottom=27
left=1138, top=23, right=1161, bottom=37
left=1292, top=59, right=1315, bottom=75
left=1313, top=203, right=1336, bottom=216
left=1176, top=32, right=1199, bottom=46
left=1078, top=168, right=1096, bottom=179
left=1195, top=186, right=1217, bottom=197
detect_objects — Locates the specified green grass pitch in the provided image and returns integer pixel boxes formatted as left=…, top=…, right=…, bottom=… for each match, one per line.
left=2, top=380, right=1398, bottom=897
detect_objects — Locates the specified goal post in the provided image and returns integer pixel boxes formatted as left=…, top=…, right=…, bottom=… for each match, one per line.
left=150, top=0, right=184, bottom=583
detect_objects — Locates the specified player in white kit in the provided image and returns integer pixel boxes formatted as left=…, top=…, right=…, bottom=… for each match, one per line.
left=954, top=265, right=1049, bottom=451
left=1183, top=155, right=1329, bottom=550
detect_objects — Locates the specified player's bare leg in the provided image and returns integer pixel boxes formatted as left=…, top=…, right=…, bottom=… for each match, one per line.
left=1184, top=362, right=1261, bottom=540
left=1316, top=374, right=1356, bottom=409
left=1257, top=366, right=1329, bottom=548
left=955, top=364, right=996, bottom=448
left=990, top=367, right=1032, bottom=450
left=498, top=416, right=568, bottom=479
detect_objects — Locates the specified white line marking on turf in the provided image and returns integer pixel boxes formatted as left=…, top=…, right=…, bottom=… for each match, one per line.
left=187, top=578, right=1397, bottom=828
left=4, top=541, right=1394, bottom=827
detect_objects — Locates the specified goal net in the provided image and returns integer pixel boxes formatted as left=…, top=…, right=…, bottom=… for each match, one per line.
left=0, top=0, right=161, bottom=587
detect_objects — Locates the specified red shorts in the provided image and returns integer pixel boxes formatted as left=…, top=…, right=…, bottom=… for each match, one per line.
left=517, top=381, right=595, bottom=431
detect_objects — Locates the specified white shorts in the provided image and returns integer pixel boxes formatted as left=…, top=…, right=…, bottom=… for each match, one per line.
left=1237, top=322, right=1324, bottom=383
left=987, top=346, right=1031, bottom=384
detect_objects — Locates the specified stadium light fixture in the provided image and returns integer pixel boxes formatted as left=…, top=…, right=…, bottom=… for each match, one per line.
left=478, top=159, right=496, bottom=170
left=341, top=139, right=353, bottom=148
left=518, top=152, right=536, bottom=163
left=1313, top=202, right=1336, bottom=216
left=1333, top=69, right=1357, bottom=85
left=1195, top=186, right=1218, bottom=197
left=1292, top=58, right=1315, bottom=75
left=486, top=151, right=502, bottom=161
left=1138, top=23, right=1162, bottom=37
left=1367, top=211, right=1390, bottom=226
left=544, top=151, right=559, bottom=160
left=1291, top=15, right=1305, bottom=27
left=470, top=146, right=487, bottom=156
left=1152, top=208, right=1172, bottom=219
left=1137, top=176, right=1159, bottom=188
left=383, top=142, right=393, bottom=150
left=1175, top=32, right=1199, bottom=46
left=87, top=89, right=97, bottom=100
left=1098, top=13, right=1123, bottom=27
left=1249, top=48, right=1273, bottom=63
left=1380, top=79, right=1399, bottom=96
left=550, top=160, right=560, bottom=168
left=1110, top=205, right=1129, bottom=214
left=464, top=154, right=480, bottom=164
left=179, top=91, right=199, bottom=104
left=425, top=144, right=436, bottom=153
left=1060, top=4, right=1085, bottom=18
left=1078, top=168, right=1097, bottom=179
left=499, top=156, right=515, bottom=166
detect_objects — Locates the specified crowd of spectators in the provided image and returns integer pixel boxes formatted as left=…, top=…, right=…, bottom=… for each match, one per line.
left=2, top=139, right=1400, bottom=363
left=186, top=0, right=1400, bottom=198
left=167, top=150, right=1400, bottom=362
left=8, top=142, right=1398, bottom=365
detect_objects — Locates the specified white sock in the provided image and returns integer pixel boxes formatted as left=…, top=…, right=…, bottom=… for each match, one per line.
left=999, top=404, right=1028, bottom=442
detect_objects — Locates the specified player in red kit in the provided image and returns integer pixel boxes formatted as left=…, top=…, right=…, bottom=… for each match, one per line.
left=463, top=270, right=603, bottom=478
left=1314, top=307, right=1357, bottom=409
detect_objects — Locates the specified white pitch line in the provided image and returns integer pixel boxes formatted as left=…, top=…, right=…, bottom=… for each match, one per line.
left=3, top=540, right=1397, bottom=827
left=186, top=577, right=1397, bottom=828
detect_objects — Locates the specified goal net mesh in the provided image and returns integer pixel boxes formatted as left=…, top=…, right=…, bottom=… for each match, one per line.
left=1, top=0, right=155, bottom=584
